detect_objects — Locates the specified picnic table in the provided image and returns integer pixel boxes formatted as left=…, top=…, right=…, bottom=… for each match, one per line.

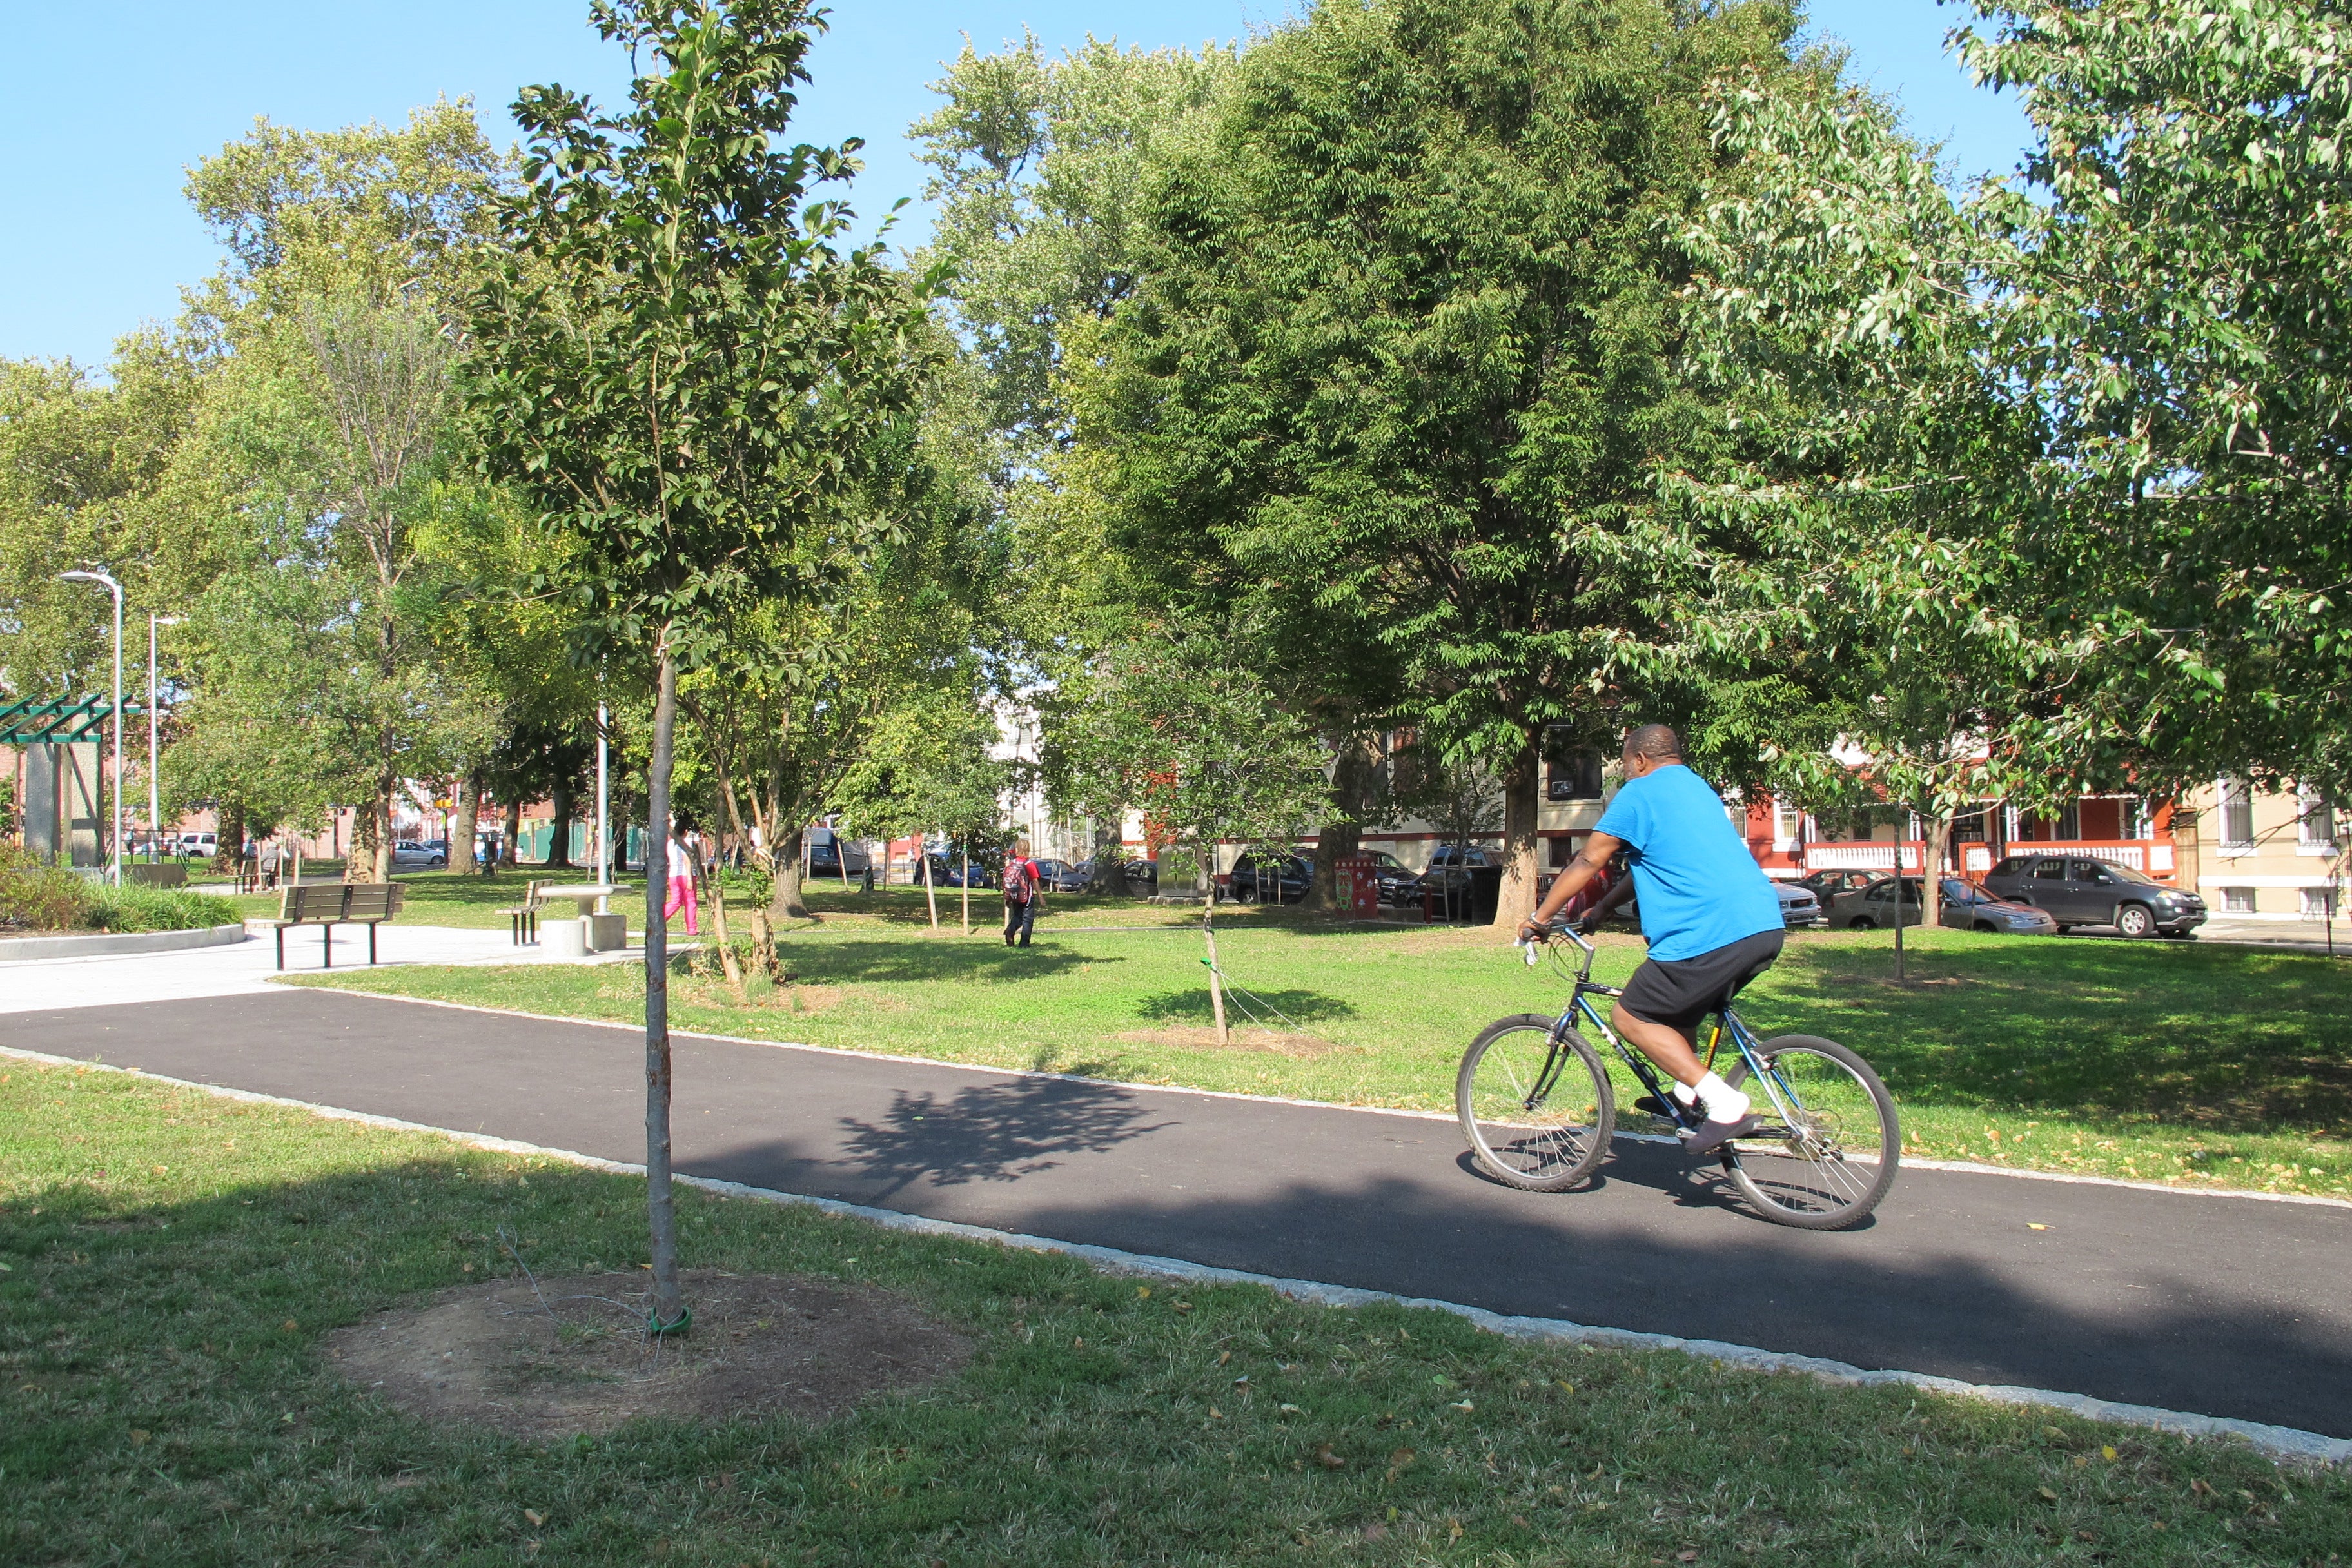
left=535, top=882, right=625, bottom=954
left=536, top=883, right=618, bottom=916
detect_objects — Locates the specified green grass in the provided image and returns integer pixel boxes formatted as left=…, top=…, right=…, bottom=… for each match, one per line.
left=289, top=914, right=2352, bottom=1200
left=3, top=1059, right=2342, bottom=1566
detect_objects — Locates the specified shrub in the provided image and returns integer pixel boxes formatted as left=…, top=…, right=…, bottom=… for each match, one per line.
left=0, top=847, right=240, bottom=934
left=83, top=883, right=241, bottom=933
left=0, top=846, right=91, bottom=933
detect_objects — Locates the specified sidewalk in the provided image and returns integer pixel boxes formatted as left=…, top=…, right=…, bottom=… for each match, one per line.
left=0, top=925, right=618, bottom=1016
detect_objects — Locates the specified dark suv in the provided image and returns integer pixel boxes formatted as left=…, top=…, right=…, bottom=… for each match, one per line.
left=1981, top=854, right=2206, bottom=937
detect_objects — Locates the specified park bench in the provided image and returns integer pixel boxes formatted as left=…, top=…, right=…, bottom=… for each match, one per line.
left=494, top=879, right=547, bottom=946
left=272, top=882, right=404, bottom=971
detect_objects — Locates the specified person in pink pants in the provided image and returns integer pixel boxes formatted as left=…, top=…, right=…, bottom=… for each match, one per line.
left=663, top=826, right=699, bottom=935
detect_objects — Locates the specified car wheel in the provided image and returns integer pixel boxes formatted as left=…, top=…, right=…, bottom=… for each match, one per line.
left=1848, top=916, right=1876, bottom=930
left=1233, top=882, right=1257, bottom=903
left=2115, top=903, right=2155, bottom=939
left=430, top=855, right=447, bottom=868
left=1974, top=921, right=1998, bottom=933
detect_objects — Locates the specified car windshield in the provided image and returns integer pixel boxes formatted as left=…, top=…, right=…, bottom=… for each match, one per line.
left=2102, top=861, right=2159, bottom=885
left=1940, top=878, right=1979, bottom=901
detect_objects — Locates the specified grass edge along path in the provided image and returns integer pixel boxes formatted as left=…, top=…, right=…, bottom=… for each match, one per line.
left=279, top=917, right=2352, bottom=1202
left=3, top=1058, right=2345, bottom=1568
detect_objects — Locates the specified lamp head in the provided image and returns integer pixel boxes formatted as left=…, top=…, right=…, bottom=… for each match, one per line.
left=59, top=569, right=121, bottom=591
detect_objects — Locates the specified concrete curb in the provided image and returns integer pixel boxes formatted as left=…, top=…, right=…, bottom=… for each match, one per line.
left=0, top=923, right=248, bottom=963
left=4, top=1043, right=2342, bottom=1469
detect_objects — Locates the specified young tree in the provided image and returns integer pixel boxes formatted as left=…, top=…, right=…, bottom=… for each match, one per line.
left=1084, top=0, right=1818, bottom=930
left=1045, top=632, right=1328, bottom=1039
left=468, top=0, right=930, bottom=1331
left=836, top=688, right=1015, bottom=933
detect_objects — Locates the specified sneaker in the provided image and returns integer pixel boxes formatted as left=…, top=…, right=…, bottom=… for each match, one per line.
left=1632, top=1095, right=1676, bottom=1119
left=1683, top=1113, right=1762, bottom=1156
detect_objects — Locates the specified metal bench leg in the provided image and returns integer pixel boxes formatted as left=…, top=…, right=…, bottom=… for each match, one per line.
left=276, top=927, right=284, bottom=972
left=323, top=922, right=333, bottom=969
left=369, top=921, right=378, bottom=965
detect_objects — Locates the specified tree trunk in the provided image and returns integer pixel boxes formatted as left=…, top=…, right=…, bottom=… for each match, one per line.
left=767, top=827, right=810, bottom=920
left=451, top=772, right=482, bottom=876
left=371, top=778, right=395, bottom=883
left=499, top=799, right=521, bottom=868
left=922, top=845, right=939, bottom=929
left=1306, top=735, right=1375, bottom=915
left=1492, top=741, right=1541, bottom=929
left=214, top=799, right=246, bottom=876
left=961, top=853, right=971, bottom=935
left=545, top=781, right=576, bottom=868
left=1922, top=809, right=1953, bottom=934
left=644, top=643, right=685, bottom=1333
left=1202, top=903, right=1230, bottom=1046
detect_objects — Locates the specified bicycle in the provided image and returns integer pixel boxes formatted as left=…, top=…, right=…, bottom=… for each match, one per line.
left=1455, top=925, right=1899, bottom=1230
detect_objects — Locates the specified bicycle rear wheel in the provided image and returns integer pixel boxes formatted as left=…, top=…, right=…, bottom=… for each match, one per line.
left=1457, top=1014, right=1615, bottom=1191
left=1720, top=1034, right=1899, bottom=1230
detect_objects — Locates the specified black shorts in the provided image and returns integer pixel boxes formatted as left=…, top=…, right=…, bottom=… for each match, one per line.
left=1617, top=928, right=1784, bottom=1030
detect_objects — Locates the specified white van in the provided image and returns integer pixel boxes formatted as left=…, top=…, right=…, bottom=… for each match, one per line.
left=178, top=831, right=219, bottom=859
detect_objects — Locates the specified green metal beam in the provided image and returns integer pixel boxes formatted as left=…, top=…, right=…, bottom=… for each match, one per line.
left=0, top=696, right=145, bottom=745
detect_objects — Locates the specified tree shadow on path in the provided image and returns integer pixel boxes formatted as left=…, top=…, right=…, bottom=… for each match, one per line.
left=832, top=1079, right=1175, bottom=1199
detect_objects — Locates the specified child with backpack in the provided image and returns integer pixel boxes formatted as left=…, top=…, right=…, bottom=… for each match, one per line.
left=1003, top=839, right=1039, bottom=947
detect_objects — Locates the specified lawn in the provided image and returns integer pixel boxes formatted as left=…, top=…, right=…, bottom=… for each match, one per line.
left=3, top=1059, right=2340, bottom=1567
left=287, top=906, right=2352, bottom=1200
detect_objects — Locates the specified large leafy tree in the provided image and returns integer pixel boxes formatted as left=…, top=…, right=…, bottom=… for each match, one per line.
left=1952, top=0, right=2352, bottom=798
left=467, top=0, right=930, bottom=1331
left=1086, top=0, right=1815, bottom=928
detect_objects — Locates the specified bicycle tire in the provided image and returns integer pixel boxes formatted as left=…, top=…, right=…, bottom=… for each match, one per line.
left=1457, top=1014, right=1615, bottom=1191
left=1720, top=1034, right=1899, bottom=1230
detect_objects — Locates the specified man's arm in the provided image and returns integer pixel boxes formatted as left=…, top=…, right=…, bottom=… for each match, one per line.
left=1518, top=832, right=1624, bottom=939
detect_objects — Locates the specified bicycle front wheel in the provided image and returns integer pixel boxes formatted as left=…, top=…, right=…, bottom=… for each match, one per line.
left=1457, top=1014, right=1615, bottom=1191
left=1720, top=1034, right=1899, bottom=1230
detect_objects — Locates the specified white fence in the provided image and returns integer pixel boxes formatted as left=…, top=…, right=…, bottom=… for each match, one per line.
left=1799, top=839, right=2175, bottom=877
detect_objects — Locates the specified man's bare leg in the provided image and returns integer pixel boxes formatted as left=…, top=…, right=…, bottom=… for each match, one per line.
left=1609, top=1001, right=1705, bottom=1087
left=1611, top=1000, right=1756, bottom=1150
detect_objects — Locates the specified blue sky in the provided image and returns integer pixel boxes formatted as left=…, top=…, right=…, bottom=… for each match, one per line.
left=3, top=0, right=2030, bottom=368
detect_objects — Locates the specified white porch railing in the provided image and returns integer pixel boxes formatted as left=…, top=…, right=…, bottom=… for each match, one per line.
left=1804, top=842, right=1922, bottom=871
left=1798, top=838, right=2175, bottom=877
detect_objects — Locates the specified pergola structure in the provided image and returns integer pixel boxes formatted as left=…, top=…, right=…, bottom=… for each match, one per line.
left=0, top=694, right=136, bottom=745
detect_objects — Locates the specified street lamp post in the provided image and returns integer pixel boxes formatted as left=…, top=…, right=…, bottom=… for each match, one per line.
left=596, top=701, right=611, bottom=885
left=148, top=614, right=182, bottom=863
left=59, top=570, right=124, bottom=885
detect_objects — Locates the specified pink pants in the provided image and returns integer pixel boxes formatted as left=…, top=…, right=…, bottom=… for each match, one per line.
left=664, top=874, right=699, bottom=935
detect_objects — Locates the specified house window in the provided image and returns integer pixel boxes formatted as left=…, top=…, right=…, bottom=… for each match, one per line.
left=2219, top=778, right=2255, bottom=850
left=2302, top=885, right=2339, bottom=918
left=1542, top=727, right=1603, bottom=801
left=2052, top=801, right=2080, bottom=841
left=2222, top=886, right=2257, bottom=914
left=2298, top=785, right=2337, bottom=851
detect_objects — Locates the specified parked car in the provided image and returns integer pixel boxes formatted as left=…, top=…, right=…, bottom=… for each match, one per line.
left=1119, top=856, right=1159, bottom=895
left=1797, top=867, right=1886, bottom=905
left=916, top=850, right=995, bottom=888
left=178, top=831, right=219, bottom=860
left=1411, top=844, right=1492, bottom=899
left=1772, top=880, right=1825, bottom=926
left=1828, top=875, right=2059, bottom=935
left=391, top=839, right=449, bottom=868
left=1599, top=875, right=1823, bottom=928
left=1031, top=858, right=1093, bottom=894
left=1981, top=853, right=2206, bottom=937
left=805, top=828, right=872, bottom=880
left=1230, top=849, right=1314, bottom=903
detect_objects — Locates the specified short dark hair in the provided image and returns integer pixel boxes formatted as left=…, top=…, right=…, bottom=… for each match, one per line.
left=1623, top=723, right=1683, bottom=763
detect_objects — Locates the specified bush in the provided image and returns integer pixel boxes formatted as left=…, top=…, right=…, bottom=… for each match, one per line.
left=0, top=847, right=90, bottom=933
left=83, top=883, right=241, bottom=933
left=0, top=847, right=240, bottom=934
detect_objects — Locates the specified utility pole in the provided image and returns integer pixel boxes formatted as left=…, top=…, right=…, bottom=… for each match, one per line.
left=60, top=570, right=124, bottom=884
left=148, top=614, right=181, bottom=861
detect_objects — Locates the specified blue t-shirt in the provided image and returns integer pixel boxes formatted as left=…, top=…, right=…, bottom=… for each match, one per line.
left=1593, top=765, right=1782, bottom=961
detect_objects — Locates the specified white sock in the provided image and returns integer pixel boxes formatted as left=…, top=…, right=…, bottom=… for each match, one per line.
left=1687, top=1072, right=1750, bottom=1122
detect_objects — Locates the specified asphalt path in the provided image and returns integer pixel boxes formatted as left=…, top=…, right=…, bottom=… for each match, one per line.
left=6, top=988, right=2347, bottom=1438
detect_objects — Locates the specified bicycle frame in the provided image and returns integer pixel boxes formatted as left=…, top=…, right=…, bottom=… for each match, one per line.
left=1526, top=928, right=1805, bottom=1144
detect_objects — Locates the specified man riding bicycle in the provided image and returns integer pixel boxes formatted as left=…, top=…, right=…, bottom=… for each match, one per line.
left=1518, top=724, right=1785, bottom=1154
